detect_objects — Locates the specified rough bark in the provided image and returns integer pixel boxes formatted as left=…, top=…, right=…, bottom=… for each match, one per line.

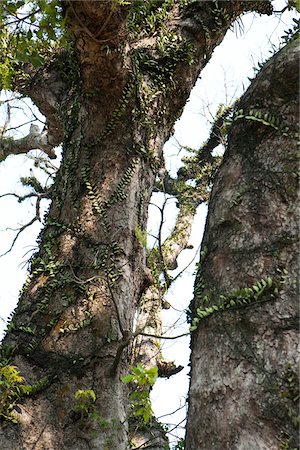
left=0, top=1, right=274, bottom=449
left=186, top=40, right=299, bottom=450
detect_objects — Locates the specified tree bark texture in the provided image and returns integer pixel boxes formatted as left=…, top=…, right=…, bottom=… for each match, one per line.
left=0, top=1, right=274, bottom=449
left=186, top=40, right=299, bottom=450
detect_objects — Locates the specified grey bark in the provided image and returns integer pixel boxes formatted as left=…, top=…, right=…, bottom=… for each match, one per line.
left=186, top=40, right=299, bottom=450
left=0, top=1, right=274, bottom=449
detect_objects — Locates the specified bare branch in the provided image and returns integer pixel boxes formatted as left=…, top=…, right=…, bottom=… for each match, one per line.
left=0, top=190, right=48, bottom=203
left=0, top=124, right=57, bottom=161
left=157, top=198, right=172, bottom=287
left=0, top=100, right=11, bottom=141
left=0, top=193, right=48, bottom=257
left=170, top=242, right=201, bottom=285
left=162, top=204, right=195, bottom=271
left=139, top=332, right=189, bottom=341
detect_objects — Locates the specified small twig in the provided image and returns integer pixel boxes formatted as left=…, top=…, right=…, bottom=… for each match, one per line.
left=0, top=100, right=11, bottom=143
left=0, top=193, right=47, bottom=257
left=131, top=418, right=186, bottom=450
left=156, top=401, right=187, bottom=420
left=4, top=118, right=39, bottom=134
left=1, top=218, right=38, bottom=257
left=157, top=197, right=172, bottom=288
left=0, top=192, right=41, bottom=202
left=139, top=331, right=189, bottom=340
left=170, top=242, right=201, bottom=284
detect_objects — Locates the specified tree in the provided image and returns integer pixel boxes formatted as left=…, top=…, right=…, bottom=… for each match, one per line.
left=186, top=37, right=299, bottom=450
left=0, top=1, right=298, bottom=450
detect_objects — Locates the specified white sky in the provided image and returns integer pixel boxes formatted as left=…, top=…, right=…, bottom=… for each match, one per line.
left=0, top=2, right=298, bottom=446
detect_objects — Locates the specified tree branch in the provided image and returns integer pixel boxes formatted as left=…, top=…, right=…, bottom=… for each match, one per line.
left=0, top=192, right=48, bottom=257
left=139, top=332, right=189, bottom=341
left=162, top=203, right=195, bottom=271
left=0, top=124, right=57, bottom=161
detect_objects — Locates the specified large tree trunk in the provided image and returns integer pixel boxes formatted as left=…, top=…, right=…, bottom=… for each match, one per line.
left=0, top=1, right=274, bottom=449
left=186, top=40, right=299, bottom=450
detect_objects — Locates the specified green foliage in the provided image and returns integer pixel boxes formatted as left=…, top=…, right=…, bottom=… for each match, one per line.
left=20, top=175, right=44, bottom=194
left=0, top=344, right=16, bottom=368
left=82, top=156, right=138, bottom=236
left=172, top=439, right=185, bottom=450
left=0, top=365, right=26, bottom=422
left=58, top=311, right=94, bottom=336
left=280, top=363, right=300, bottom=427
left=0, top=365, right=43, bottom=422
left=212, top=0, right=230, bottom=28
left=74, top=389, right=98, bottom=420
left=0, top=0, right=67, bottom=88
left=191, top=270, right=288, bottom=331
left=146, top=247, right=161, bottom=285
left=156, top=31, right=194, bottom=67
left=74, top=389, right=117, bottom=430
left=114, top=0, right=132, bottom=5
left=135, top=224, right=147, bottom=248
left=279, top=439, right=298, bottom=450
left=231, top=108, right=298, bottom=139
left=128, top=0, right=173, bottom=37
left=121, top=364, right=158, bottom=424
left=290, top=0, right=300, bottom=13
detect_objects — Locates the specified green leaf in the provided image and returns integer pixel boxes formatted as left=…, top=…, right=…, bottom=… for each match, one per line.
left=143, top=408, right=151, bottom=423
left=134, top=407, right=146, bottom=417
left=147, top=366, right=158, bottom=377
left=121, top=374, right=135, bottom=384
left=132, top=363, right=145, bottom=376
left=74, top=389, right=96, bottom=402
left=88, top=390, right=96, bottom=402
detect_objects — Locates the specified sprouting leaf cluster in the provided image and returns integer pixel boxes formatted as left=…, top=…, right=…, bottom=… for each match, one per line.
left=0, top=0, right=67, bottom=89
left=121, top=364, right=158, bottom=424
left=74, top=389, right=97, bottom=420
left=20, top=175, right=44, bottom=194
left=0, top=365, right=31, bottom=422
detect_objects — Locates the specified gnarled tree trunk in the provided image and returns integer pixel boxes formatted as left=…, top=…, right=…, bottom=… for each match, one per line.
left=0, top=1, right=274, bottom=449
left=186, top=39, right=299, bottom=450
